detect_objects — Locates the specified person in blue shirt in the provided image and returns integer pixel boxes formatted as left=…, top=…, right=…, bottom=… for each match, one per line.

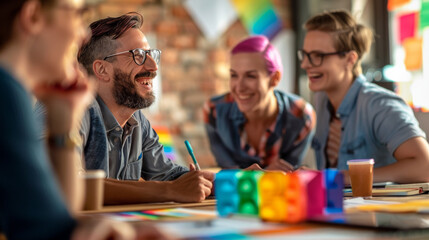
left=299, top=10, right=429, bottom=184
left=0, top=0, right=171, bottom=239
left=204, top=36, right=316, bottom=171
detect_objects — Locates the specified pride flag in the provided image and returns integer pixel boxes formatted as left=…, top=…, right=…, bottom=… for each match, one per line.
left=153, top=126, right=177, bottom=161
left=231, top=0, right=282, bottom=39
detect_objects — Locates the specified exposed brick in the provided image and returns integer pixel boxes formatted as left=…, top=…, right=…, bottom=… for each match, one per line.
left=161, top=48, right=180, bottom=65
left=156, top=20, right=181, bottom=36
left=172, top=35, right=196, bottom=49
left=171, top=5, right=191, bottom=20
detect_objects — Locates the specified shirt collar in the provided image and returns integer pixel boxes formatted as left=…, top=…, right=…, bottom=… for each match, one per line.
left=337, top=75, right=365, bottom=116
left=96, top=95, right=120, bottom=132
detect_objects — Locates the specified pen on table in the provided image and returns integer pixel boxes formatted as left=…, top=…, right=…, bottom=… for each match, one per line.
left=184, top=140, right=201, bottom=170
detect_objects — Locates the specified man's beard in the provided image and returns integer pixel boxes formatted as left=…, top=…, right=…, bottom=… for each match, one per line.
left=112, top=68, right=156, bottom=109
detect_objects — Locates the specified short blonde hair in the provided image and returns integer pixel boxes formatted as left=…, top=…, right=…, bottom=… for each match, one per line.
left=304, top=10, right=373, bottom=77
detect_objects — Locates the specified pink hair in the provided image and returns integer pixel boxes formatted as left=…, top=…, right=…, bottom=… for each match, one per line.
left=231, top=35, right=283, bottom=77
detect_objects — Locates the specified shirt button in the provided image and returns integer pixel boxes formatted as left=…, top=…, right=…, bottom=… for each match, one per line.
left=336, top=113, right=340, bottom=118
left=115, top=127, right=121, bottom=131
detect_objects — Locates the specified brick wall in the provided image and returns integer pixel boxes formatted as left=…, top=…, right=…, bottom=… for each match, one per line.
left=89, top=0, right=291, bottom=167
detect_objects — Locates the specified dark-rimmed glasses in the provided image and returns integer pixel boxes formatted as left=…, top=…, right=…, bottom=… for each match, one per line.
left=297, top=49, right=348, bottom=67
left=104, top=48, right=161, bottom=66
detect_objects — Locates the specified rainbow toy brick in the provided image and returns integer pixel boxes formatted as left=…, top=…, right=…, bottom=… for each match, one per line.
left=215, top=169, right=344, bottom=223
left=324, top=169, right=344, bottom=213
left=297, top=170, right=325, bottom=218
left=215, top=170, right=240, bottom=217
left=237, top=171, right=264, bottom=216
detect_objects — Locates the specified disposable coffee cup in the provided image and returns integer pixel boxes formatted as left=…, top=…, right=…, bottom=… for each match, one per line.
left=347, top=159, right=374, bottom=197
left=81, top=170, right=106, bottom=210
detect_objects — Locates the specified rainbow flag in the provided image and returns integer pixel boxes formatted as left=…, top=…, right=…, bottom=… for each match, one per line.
left=231, top=0, right=282, bottom=39
left=153, top=126, right=177, bottom=161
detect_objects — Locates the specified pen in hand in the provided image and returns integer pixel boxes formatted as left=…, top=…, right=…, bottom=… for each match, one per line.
left=184, top=140, right=201, bottom=170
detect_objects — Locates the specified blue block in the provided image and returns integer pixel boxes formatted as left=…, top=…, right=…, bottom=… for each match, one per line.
left=324, top=169, right=344, bottom=214
left=215, top=170, right=240, bottom=217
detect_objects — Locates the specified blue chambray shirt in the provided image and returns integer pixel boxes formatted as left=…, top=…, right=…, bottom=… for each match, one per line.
left=204, top=90, right=316, bottom=169
left=80, top=96, right=188, bottom=180
left=312, top=75, right=426, bottom=170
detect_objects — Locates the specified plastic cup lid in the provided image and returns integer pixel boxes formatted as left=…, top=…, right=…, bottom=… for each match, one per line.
left=346, top=159, right=374, bottom=165
left=79, top=170, right=106, bottom=179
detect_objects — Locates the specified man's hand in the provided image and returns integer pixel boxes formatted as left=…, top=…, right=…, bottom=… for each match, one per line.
left=168, top=164, right=214, bottom=202
left=265, top=157, right=294, bottom=173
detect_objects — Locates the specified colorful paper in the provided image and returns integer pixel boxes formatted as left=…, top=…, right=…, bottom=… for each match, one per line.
left=152, top=126, right=177, bottom=161
left=399, top=12, right=417, bottom=43
left=388, top=0, right=411, bottom=11
left=421, top=0, right=429, bottom=29
left=231, top=0, right=282, bottom=39
left=403, top=37, right=422, bottom=70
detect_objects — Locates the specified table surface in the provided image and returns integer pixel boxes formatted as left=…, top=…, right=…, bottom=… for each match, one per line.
left=79, top=194, right=429, bottom=239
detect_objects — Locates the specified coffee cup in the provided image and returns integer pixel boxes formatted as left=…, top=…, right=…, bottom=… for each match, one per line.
left=347, top=159, right=374, bottom=197
left=81, top=169, right=105, bottom=210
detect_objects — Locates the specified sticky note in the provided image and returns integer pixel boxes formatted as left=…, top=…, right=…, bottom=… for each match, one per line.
left=398, top=12, right=417, bottom=44
left=403, top=37, right=422, bottom=71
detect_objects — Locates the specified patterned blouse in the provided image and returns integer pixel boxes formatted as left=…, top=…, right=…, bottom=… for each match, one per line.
left=204, top=90, right=316, bottom=169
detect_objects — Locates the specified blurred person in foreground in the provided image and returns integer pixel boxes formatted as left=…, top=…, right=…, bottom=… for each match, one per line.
left=0, top=0, right=172, bottom=239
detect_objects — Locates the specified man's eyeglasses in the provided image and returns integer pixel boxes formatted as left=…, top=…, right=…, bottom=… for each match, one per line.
left=297, top=49, right=348, bottom=67
left=104, top=48, right=161, bottom=66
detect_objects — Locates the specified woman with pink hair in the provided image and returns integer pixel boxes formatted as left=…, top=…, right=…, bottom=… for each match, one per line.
left=204, top=35, right=316, bottom=171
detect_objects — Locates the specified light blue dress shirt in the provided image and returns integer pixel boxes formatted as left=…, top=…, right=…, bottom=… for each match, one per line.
left=312, top=75, right=426, bottom=170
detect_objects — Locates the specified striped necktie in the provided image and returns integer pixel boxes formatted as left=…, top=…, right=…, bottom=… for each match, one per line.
left=326, top=117, right=341, bottom=168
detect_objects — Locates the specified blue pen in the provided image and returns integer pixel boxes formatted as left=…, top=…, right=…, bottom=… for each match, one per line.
left=184, top=140, right=201, bottom=170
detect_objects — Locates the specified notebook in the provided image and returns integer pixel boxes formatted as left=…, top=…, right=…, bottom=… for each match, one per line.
left=343, top=188, right=422, bottom=197
left=385, top=182, right=429, bottom=192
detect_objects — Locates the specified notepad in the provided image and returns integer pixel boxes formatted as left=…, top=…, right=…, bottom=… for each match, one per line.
left=344, top=188, right=422, bottom=197
left=385, top=182, right=429, bottom=192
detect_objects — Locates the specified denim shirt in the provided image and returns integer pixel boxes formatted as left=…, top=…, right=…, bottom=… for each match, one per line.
left=204, top=90, right=316, bottom=168
left=79, top=96, right=188, bottom=181
left=312, top=75, right=426, bottom=170
left=3, top=67, right=75, bottom=239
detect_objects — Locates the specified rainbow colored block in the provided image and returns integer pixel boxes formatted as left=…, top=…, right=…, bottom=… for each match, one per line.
left=215, top=170, right=240, bottom=217
left=324, top=169, right=344, bottom=213
left=297, top=170, right=325, bottom=218
left=237, top=171, right=264, bottom=215
left=215, top=169, right=344, bottom=223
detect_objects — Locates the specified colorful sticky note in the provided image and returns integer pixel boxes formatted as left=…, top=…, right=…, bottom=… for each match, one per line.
left=388, top=0, right=411, bottom=11
left=324, top=169, right=344, bottom=214
left=403, top=37, right=422, bottom=71
left=421, top=0, right=429, bottom=29
left=298, top=170, right=326, bottom=218
left=215, top=170, right=240, bottom=217
left=398, top=12, right=417, bottom=44
left=231, top=0, right=282, bottom=39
